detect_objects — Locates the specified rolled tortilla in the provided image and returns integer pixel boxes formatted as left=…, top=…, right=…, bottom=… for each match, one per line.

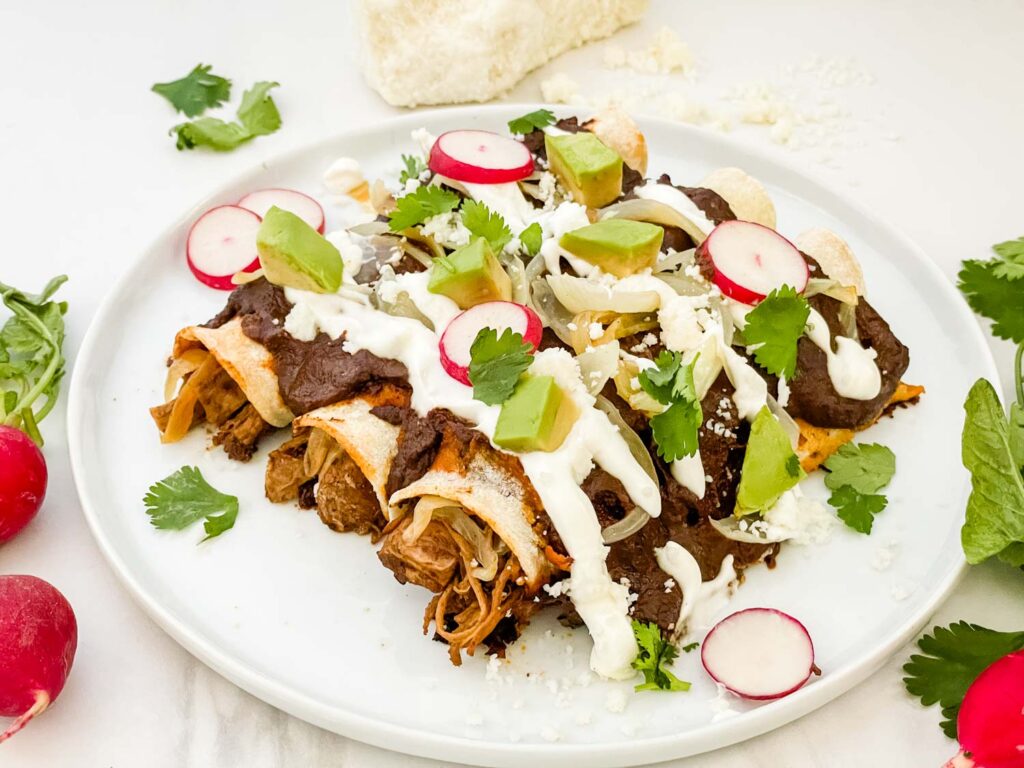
left=795, top=227, right=867, bottom=296
left=699, top=167, right=777, bottom=229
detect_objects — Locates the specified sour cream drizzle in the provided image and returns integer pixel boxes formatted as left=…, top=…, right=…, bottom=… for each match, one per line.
left=283, top=272, right=661, bottom=680
left=633, top=182, right=716, bottom=238
left=655, top=542, right=736, bottom=636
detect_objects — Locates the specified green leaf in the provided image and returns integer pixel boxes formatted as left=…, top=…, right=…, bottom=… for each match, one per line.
left=992, top=235, right=1024, bottom=266
left=388, top=185, right=461, bottom=232
left=143, top=466, right=239, bottom=542
left=152, top=64, right=232, bottom=118
left=172, top=118, right=252, bottom=151
left=742, top=286, right=811, bottom=379
left=631, top=620, right=691, bottom=692
left=650, top=399, right=702, bottom=462
left=468, top=328, right=534, bottom=406
left=903, top=621, right=1024, bottom=739
left=461, top=200, right=513, bottom=253
left=829, top=485, right=887, bottom=533
left=399, top=154, right=427, bottom=185
left=681, top=642, right=699, bottom=653
left=960, top=378, right=1024, bottom=564
left=520, top=222, right=542, bottom=257
left=958, top=258, right=1024, bottom=344
left=823, top=442, right=896, bottom=494
left=638, top=350, right=682, bottom=405
left=237, top=81, right=281, bottom=137
left=507, top=109, right=556, bottom=135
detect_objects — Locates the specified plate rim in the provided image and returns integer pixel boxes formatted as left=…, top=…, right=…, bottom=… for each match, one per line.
left=68, top=103, right=999, bottom=767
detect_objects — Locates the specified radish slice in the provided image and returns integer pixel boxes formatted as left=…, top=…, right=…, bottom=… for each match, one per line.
left=429, top=130, right=534, bottom=185
left=954, top=650, right=1024, bottom=768
left=439, top=301, right=542, bottom=385
left=698, top=220, right=809, bottom=304
left=186, top=205, right=262, bottom=291
left=237, top=188, right=325, bottom=233
left=701, top=608, right=815, bottom=700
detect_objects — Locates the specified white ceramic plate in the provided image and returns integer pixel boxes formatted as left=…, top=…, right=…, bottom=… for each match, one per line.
left=68, top=105, right=995, bottom=767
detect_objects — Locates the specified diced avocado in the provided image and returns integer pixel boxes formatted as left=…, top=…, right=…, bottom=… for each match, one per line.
left=545, top=132, right=623, bottom=208
left=427, top=237, right=512, bottom=309
left=735, top=406, right=806, bottom=516
left=257, top=206, right=343, bottom=293
left=494, top=375, right=578, bottom=453
left=559, top=219, right=664, bottom=277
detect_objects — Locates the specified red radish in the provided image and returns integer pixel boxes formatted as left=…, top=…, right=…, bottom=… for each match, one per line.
left=237, top=188, right=325, bottom=234
left=946, top=650, right=1024, bottom=768
left=0, top=576, right=77, bottom=743
left=186, top=205, right=262, bottom=290
left=698, top=220, right=809, bottom=304
left=701, top=608, right=815, bottom=700
left=439, top=301, right=542, bottom=385
left=0, top=426, right=47, bottom=544
left=429, top=130, right=534, bottom=185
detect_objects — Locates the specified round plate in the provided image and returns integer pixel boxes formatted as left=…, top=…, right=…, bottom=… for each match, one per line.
left=68, top=105, right=995, bottom=767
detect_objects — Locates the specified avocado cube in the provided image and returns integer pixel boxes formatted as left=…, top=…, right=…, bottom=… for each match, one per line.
left=735, top=406, right=806, bottom=515
left=493, top=375, right=578, bottom=453
left=257, top=206, right=343, bottom=293
left=427, top=237, right=512, bottom=309
left=545, top=132, right=623, bottom=209
left=559, top=219, right=664, bottom=277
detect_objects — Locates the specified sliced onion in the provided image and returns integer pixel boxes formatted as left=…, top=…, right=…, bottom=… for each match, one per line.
left=372, top=267, right=433, bottom=329
left=370, top=179, right=395, bottom=215
left=804, top=278, right=858, bottom=306
left=689, top=336, right=724, bottom=400
left=593, top=395, right=656, bottom=544
left=164, top=348, right=210, bottom=402
left=400, top=228, right=446, bottom=260
left=602, top=508, right=652, bottom=544
left=569, top=310, right=658, bottom=354
left=530, top=276, right=576, bottom=345
left=837, top=303, right=858, bottom=340
left=232, top=267, right=265, bottom=286
left=161, top=354, right=220, bottom=443
left=405, top=495, right=457, bottom=544
left=600, top=198, right=708, bottom=245
left=656, top=272, right=708, bottom=298
left=613, top=357, right=665, bottom=415
left=500, top=252, right=530, bottom=306
left=404, top=497, right=501, bottom=582
left=766, top=394, right=800, bottom=451
left=547, top=273, right=660, bottom=314
left=349, top=220, right=391, bottom=237
left=304, top=428, right=342, bottom=478
left=710, top=515, right=789, bottom=544
left=655, top=247, right=697, bottom=274
left=577, top=340, right=620, bottom=395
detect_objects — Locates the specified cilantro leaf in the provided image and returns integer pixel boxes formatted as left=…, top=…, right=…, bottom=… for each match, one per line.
left=961, top=378, right=1024, bottom=565
left=172, top=118, right=252, bottom=151
left=0, top=275, right=68, bottom=445
left=650, top=400, right=702, bottom=462
left=468, top=328, right=533, bottom=405
left=461, top=200, right=513, bottom=253
left=236, top=81, right=281, bottom=137
left=508, top=109, right=556, bottom=135
left=640, top=352, right=703, bottom=461
left=823, top=442, right=896, bottom=494
left=743, top=286, right=811, bottom=379
left=388, top=185, right=461, bottom=232
left=520, top=222, right=542, bottom=257
left=681, top=642, right=699, bottom=653
left=828, top=485, right=887, bottom=533
left=399, top=154, right=427, bottom=185
left=904, top=621, right=1024, bottom=739
left=143, top=466, right=239, bottom=542
left=958, top=247, right=1024, bottom=344
left=631, top=621, right=691, bottom=692
left=170, top=81, right=281, bottom=152
left=152, top=64, right=232, bottom=118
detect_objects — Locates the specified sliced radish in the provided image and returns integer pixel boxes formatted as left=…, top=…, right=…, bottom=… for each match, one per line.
left=701, top=608, right=815, bottom=700
left=439, top=301, right=542, bottom=385
left=186, top=205, right=262, bottom=291
left=429, top=130, right=534, bottom=185
left=698, top=220, right=809, bottom=304
left=237, top=188, right=325, bottom=234
left=953, top=650, right=1024, bottom=768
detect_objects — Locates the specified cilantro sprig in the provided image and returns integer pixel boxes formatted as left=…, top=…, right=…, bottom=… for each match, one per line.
left=958, top=236, right=1024, bottom=343
left=508, top=109, right=556, bottom=135
left=171, top=81, right=282, bottom=152
left=399, top=154, right=427, bottom=185
left=639, top=351, right=702, bottom=462
left=468, top=328, right=534, bottom=406
left=742, top=285, right=810, bottom=380
left=143, top=466, right=239, bottom=542
left=520, top=222, right=543, bottom=258
left=823, top=442, right=895, bottom=534
left=388, top=185, right=461, bottom=232
left=904, top=622, right=1024, bottom=739
left=152, top=64, right=232, bottom=118
left=461, top=200, right=513, bottom=253
left=631, top=621, right=691, bottom=692
left=0, top=276, right=68, bottom=445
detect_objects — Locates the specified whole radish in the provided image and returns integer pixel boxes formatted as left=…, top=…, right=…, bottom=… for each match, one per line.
left=0, top=575, right=77, bottom=742
left=944, top=650, right=1024, bottom=768
left=0, top=425, right=48, bottom=543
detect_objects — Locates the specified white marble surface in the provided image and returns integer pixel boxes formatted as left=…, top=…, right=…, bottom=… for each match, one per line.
left=2, top=0, right=1022, bottom=765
